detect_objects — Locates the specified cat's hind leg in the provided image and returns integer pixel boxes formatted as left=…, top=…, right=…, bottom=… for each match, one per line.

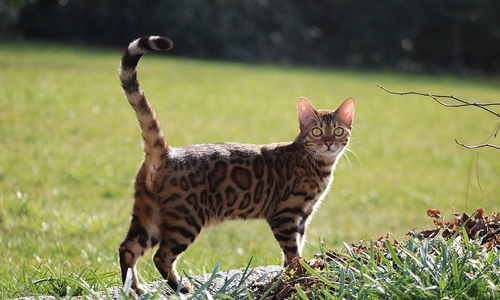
left=153, top=217, right=200, bottom=293
left=118, top=215, right=160, bottom=295
left=119, top=170, right=161, bottom=295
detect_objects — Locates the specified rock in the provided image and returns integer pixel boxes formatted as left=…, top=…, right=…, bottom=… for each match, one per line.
left=12, top=265, right=282, bottom=300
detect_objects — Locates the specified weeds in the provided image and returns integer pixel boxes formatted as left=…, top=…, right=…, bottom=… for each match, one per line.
left=1, top=262, right=118, bottom=299
left=255, top=208, right=500, bottom=300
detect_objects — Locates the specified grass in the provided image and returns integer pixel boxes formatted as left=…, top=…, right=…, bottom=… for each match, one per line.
left=260, top=234, right=500, bottom=299
left=0, top=40, right=499, bottom=298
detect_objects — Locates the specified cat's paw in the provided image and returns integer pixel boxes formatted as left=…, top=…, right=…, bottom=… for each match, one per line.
left=167, top=277, right=194, bottom=294
left=134, top=284, right=148, bottom=296
left=179, top=279, right=194, bottom=294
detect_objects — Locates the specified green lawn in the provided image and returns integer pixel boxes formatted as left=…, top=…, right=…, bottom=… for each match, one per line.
left=0, top=40, right=499, bottom=298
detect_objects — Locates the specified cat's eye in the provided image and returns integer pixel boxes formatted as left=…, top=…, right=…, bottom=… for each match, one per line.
left=334, top=127, right=345, bottom=136
left=311, top=128, right=323, bottom=137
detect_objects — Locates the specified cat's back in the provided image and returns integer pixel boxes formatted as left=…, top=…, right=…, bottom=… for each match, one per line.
left=157, top=141, right=296, bottom=196
left=167, top=141, right=294, bottom=168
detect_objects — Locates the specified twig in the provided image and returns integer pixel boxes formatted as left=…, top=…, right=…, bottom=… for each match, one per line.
left=455, top=140, right=500, bottom=150
left=378, top=85, right=499, bottom=150
left=377, top=85, right=500, bottom=118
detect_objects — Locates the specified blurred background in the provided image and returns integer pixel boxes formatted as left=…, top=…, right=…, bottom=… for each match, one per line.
left=1, top=1, right=500, bottom=295
left=2, top=0, right=500, bottom=75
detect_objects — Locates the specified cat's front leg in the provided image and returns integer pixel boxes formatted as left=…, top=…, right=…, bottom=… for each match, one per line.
left=268, top=213, right=305, bottom=266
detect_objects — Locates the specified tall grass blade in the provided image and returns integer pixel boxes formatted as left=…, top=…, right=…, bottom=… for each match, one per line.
left=120, top=268, right=133, bottom=299
left=299, top=260, right=338, bottom=290
left=294, top=284, right=309, bottom=300
left=384, top=239, right=402, bottom=266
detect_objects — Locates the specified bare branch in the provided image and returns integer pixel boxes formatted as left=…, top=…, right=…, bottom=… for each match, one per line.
left=455, top=140, right=500, bottom=150
left=377, top=85, right=500, bottom=118
left=378, top=85, right=500, bottom=150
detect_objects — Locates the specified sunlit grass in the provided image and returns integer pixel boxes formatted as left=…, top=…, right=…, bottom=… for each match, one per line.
left=0, top=40, right=499, bottom=298
left=261, top=234, right=500, bottom=299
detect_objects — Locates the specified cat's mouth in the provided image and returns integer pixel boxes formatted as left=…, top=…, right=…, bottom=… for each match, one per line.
left=323, top=147, right=340, bottom=156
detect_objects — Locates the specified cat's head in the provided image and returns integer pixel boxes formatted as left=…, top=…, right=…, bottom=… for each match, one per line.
left=296, top=97, right=355, bottom=160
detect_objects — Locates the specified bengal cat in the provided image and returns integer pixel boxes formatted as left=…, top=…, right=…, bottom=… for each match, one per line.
left=118, top=35, right=355, bottom=294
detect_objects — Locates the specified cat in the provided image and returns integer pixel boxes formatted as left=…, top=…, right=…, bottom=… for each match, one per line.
left=118, top=35, right=355, bottom=295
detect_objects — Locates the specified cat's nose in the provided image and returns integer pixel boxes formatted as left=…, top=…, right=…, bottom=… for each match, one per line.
left=325, top=141, right=333, bottom=149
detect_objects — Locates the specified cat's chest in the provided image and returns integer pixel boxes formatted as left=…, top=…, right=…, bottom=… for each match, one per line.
left=319, top=172, right=334, bottom=189
left=291, top=164, right=334, bottom=197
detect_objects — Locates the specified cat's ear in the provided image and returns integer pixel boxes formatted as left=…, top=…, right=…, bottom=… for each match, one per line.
left=336, top=98, right=355, bottom=127
left=297, top=97, right=318, bottom=126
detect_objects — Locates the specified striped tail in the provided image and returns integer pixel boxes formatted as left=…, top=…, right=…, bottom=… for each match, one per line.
left=119, top=36, right=173, bottom=165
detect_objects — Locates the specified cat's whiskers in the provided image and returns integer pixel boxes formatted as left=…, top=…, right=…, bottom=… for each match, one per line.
left=299, top=146, right=317, bottom=168
left=338, top=149, right=351, bottom=170
left=313, top=146, right=331, bottom=172
left=339, top=145, right=364, bottom=173
left=298, top=145, right=322, bottom=173
left=311, top=149, right=321, bottom=171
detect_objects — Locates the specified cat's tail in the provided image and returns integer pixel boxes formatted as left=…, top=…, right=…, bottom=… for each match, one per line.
left=119, top=36, right=173, bottom=164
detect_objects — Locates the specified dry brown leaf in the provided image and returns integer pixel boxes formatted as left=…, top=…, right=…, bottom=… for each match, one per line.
left=427, top=208, right=441, bottom=218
